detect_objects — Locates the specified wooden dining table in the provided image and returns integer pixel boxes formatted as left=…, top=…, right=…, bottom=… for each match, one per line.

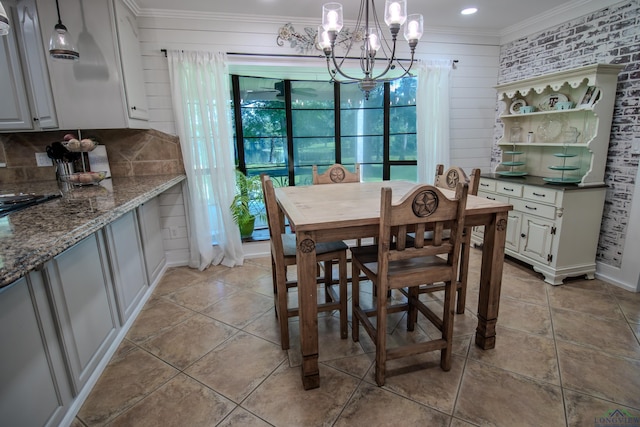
left=275, top=180, right=512, bottom=390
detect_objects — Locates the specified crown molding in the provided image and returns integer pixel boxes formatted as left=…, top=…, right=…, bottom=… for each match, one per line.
left=500, top=0, right=625, bottom=44
left=127, top=0, right=499, bottom=38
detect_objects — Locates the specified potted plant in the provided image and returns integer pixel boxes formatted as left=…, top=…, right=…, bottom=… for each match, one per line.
left=230, top=170, right=265, bottom=239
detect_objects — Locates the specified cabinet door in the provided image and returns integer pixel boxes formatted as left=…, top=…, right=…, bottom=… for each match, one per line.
left=15, top=0, right=58, bottom=129
left=0, top=13, right=33, bottom=131
left=505, top=211, right=522, bottom=252
left=138, top=197, right=166, bottom=285
left=519, top=215, right=555, bottom=265
left=113, top=0, right=149, bottom=121
left=45, top=232, right=118, bottom=394
left=0, top=274, right=72, bottom=426
left=104, top=210, right=148, bottom=324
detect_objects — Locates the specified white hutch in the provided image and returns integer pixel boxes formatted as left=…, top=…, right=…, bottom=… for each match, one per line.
left=472, top=64, right=623, bottom=285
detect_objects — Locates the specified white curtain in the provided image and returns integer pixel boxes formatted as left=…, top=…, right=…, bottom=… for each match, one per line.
left=167, top=50, right=244, bottom=269
left=416, top=59, right=454, bottom=183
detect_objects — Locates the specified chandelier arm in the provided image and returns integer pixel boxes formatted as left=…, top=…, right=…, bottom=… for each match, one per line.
left=330, top=52, right=369, bottom=81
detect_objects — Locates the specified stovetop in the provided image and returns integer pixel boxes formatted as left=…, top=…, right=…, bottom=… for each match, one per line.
left=0, top=193, right=62, bottom=218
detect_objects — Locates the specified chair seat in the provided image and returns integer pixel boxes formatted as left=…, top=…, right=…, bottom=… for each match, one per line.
left=282, top=233, right=348, bottom=257
left=351, top=245, right=450, bottom=282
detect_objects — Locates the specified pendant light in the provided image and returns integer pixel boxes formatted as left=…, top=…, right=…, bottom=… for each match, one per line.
left=49, top=0, right=79, bottom=60
left=0, top=2, right=10, bottom=36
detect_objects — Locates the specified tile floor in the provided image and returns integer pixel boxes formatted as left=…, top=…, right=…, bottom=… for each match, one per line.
left=73, top=248, right=640, bottom=426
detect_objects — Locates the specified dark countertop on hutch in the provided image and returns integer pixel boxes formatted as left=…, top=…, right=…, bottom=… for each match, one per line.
left=0, top=174, right=186, bottom=289
left=481, top=173, right=608, bottom=191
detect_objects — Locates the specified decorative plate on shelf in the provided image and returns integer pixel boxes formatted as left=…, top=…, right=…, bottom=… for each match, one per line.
left=537, top=118, right=564, bottom=142
left=509, top=99, right=527, bottom=115
left=543, top=177, right=582, bottom=184
left=497, top=171, right=528, bottom=177
left=537, top=93, right=569, bottom=111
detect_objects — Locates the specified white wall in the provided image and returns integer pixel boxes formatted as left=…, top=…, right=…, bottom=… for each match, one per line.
left=136, top=13, right=501, bottom=174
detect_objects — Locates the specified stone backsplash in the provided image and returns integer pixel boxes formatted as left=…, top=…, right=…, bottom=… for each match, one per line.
left=0, top=128, right=184, bottom=184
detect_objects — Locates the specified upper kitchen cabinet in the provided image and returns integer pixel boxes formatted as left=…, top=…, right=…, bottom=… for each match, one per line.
left=35, top=0, right=149, bottom=130
left=0, top=0, right=57, bottom=131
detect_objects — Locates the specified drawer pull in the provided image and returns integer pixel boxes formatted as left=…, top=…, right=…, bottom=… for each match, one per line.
left=486, top=196, right=495, bottom=200
left=532, top=192, right=546, bottom=197
left=481, top=183, right=490, bottom=187
left=503, top=187, right=514, bottom=192
left=525, top=205, right=537, bottom=210
left=521, top=233, right=526, bottom=238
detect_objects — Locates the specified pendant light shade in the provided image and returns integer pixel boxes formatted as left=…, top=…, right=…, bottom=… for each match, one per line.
left=0, top=2, right=10, bottom=36
left=49, top=0, right=78, bottom=60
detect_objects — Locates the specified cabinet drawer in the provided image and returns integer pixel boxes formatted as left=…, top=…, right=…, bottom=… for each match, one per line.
left=523, top=186, right=558, bottom=205
left=497, top=182, right=523, bottom=197
left=477, top=179, right=496, bottom=192
left=512, top=199, right=557, bottom=220
left=477, top=191, right=509, bottom=203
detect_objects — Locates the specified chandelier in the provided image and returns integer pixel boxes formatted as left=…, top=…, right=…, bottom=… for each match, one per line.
left=318, top=0, right=423, bottom=99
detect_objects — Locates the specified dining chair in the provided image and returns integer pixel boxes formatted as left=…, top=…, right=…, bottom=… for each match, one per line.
left=423, top=164, right=481, bottom=314
left=351, top=182, right=468, bottom=386
left=260, top=174, right=349, bottom=350
left=312, top=163, right=360, bottom=184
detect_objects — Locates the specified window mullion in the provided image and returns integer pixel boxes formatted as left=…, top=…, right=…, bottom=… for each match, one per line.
left=383, top=82, right=391, bottom=180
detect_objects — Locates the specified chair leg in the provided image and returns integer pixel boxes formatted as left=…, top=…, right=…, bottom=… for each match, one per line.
left=375, top=279, right=388, bottom=386
left=351, top=260, right=360, bottom=343
left=407, top=286, right=419, bottom=331
left=339, top=253, right=348, bottom=339
left=440, top=280, right=456, bottom=371
left=274, top=264, right=290, bottom=350
left=323, top=260, right=333, bottom=303
left=456, top=230, right=472, bottom=314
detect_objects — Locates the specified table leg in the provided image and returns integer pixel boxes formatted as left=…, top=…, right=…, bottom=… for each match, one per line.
left=296, top=230, right=320, bottom=389
left=475, top=211, right=508, bottom=350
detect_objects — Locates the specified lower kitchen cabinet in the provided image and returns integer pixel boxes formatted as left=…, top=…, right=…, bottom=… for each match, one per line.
left=44, top=232, right=119, bottom=394
left=471, top=176, right=606, bottom=285
left=137, top=196, right=166, bottom=286
left=104, top=210, right=149, bottom=324
left=0, top=273, right=73, bottom=426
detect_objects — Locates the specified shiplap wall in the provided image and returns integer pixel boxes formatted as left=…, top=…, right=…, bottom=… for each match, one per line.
left=136, top=14, right=501, bottom=174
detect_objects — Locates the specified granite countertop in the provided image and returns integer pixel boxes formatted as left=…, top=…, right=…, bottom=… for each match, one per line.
left=0, top=174, right=186, bottom=289
left=481, top=173, right=608, bottom=190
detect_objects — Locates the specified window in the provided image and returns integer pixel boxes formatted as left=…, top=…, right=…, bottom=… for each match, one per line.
left=231, top=75, right=418, bottom=234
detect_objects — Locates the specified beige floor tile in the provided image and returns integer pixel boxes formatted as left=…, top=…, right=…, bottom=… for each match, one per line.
left=335, top=381, right=451, bottom=426
left=77, top=347, right=178, bottom=426
left=455, top=359, right=565, bottom=426
left=547, top=285, right=625, bottom=321
left=500, top=273, right=549, bottom=306
left=218, top=407, right=273, bottom=427
left=552, top=307, right=640, bottom=360
left=557, top=341, right=640, bottom=409
left=564, top=389, right=640, bottom=427
left=215, top=263, right=273, bottom=288
left=186, top=332, right=286, bottom=403
left=242, top=363, right=359, bottom=427
left=242, top=307, right=282, bottom=346
left=468, top=326, right=560, bottom=384
left=139, top=314, right=239, bottom=370
left=495, top=297, right=553, bottom=336
left=152, top=267, right=202, bottom=296
left=612, top=290, right=640, bottom=324
left=125, top=299, right=195, bottom=344
left=201, top=289, right=274, bottom=328
left=322, top=353, right=374, bottom=379
left=163, top=279, right=238, bottom=312
left=450, top=418, right=479, bottom=427
left=287, top=316, right=366, bottom=366
left=365, top=353, right=466, bottom=414
left=106, top=374, right=235, bottom=426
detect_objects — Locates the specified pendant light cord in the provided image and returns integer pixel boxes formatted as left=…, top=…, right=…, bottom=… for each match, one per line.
left=55, top=0, right=62, bottom=26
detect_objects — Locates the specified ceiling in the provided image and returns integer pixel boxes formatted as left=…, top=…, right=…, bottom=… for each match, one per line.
left=132, top=0, right=583, bottom=35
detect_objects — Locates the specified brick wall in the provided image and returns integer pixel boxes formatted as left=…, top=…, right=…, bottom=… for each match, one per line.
left=496, top=0, right=640, bottom=268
